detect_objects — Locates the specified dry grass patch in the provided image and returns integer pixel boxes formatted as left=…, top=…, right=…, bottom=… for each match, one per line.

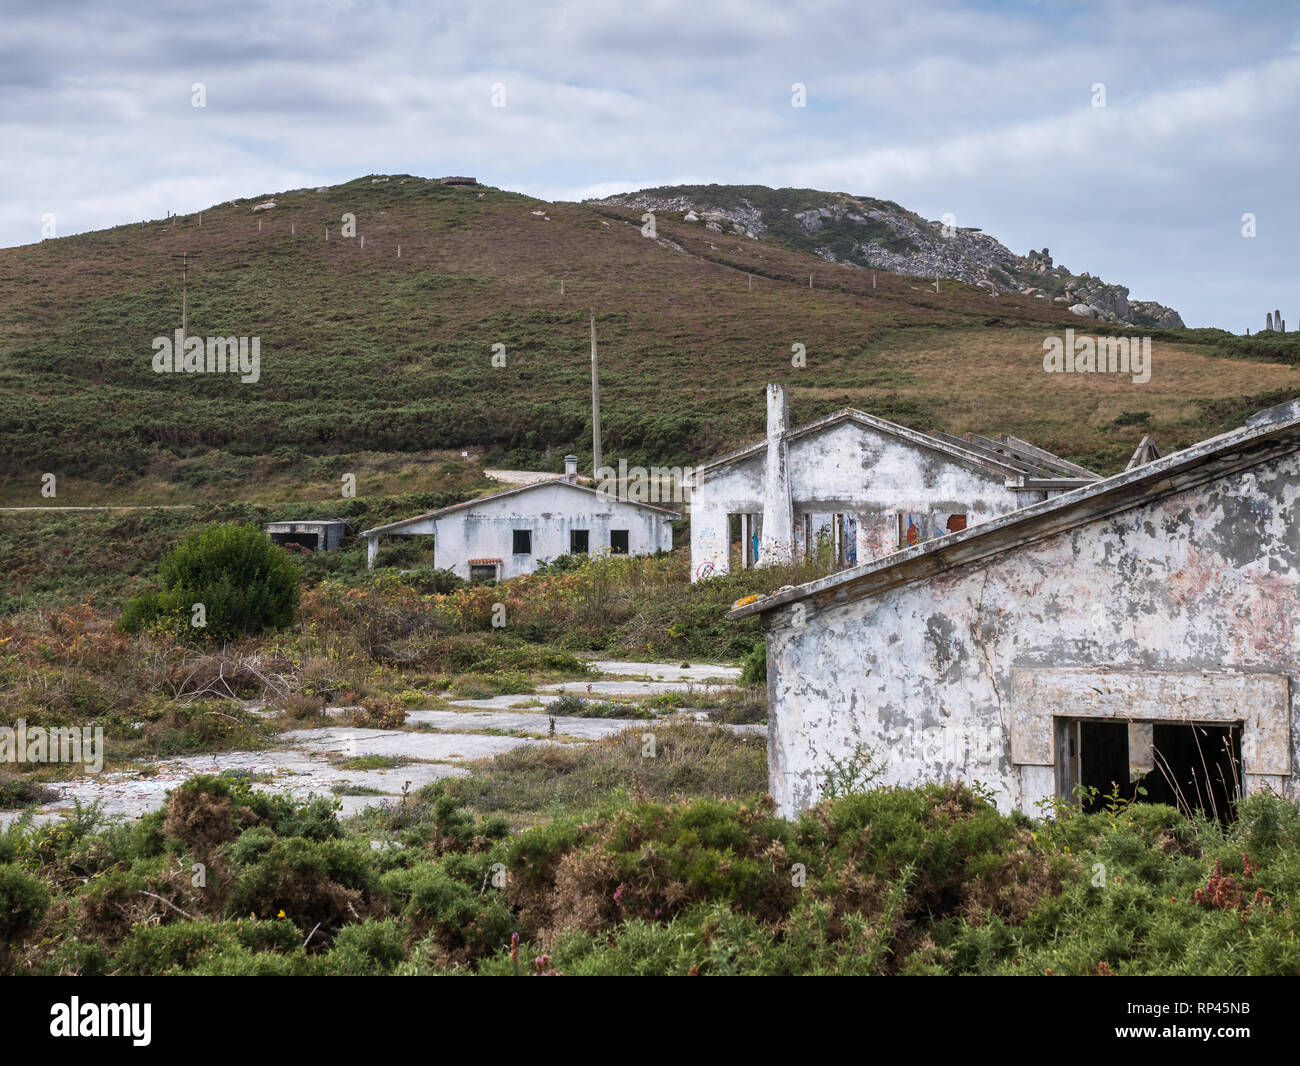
left=436, top=722, right=767, bottom=827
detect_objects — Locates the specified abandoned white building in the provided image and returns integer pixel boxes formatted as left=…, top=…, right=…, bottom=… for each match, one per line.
left=360, top=456, right=678, bottom=581
left=690, top=383, right=1096, bottom=581
left=731, top=398, right=1300, bottom=819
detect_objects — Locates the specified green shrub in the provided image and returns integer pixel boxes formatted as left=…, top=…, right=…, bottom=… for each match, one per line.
left=229, top=826, right=279, bottom=867
left=120, top=522, right=299, bottom=640
left=321, top=918, right=406, bottom=975
left=0, top=777, right=59, bottom=810
left=380, top=860, right=514, bottom=957
left=739, top=640, right=766, bottom=685
left=549, top=693, right=650, bottom=719
left=401, top=567, right=466, bottom=595
left=186, top=947, right=311, bottom=975
left=227, top=836, right=377, bottom=927
left=113, top=919, right=300, bottom=976
left=0, top=863, right=50, bottom=939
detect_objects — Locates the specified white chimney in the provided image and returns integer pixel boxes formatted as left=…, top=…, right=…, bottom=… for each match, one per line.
left=758, top=384, right=795, bottom=566
left=564, top=454, right=579, bottom=482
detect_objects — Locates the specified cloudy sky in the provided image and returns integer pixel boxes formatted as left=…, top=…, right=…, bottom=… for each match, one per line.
left=3, top=0, right=1297, bottom=330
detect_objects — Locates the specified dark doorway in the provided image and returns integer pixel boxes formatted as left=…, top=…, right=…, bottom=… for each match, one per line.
left=270, top=532, right=319, bottom=550
left=1060, top=718, right=1243, bottom=819
left=570, top=529, right=589, bottom=554
left=1076, top=720, right=1130, bottom=811
left=610, top=529, right=629, bottom=554
left=1147, top=723, right=1242, bottom=821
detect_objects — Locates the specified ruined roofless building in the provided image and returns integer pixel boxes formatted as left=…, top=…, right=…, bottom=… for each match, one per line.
left=689, top=384, right=1095, bottom=582
left=733, top=398, right=1300, bottom=818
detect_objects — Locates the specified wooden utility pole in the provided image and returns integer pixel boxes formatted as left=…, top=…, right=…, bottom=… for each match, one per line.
left=170, top=252, right=200, bottom=348
left=590, top=311, right=602, bottom=475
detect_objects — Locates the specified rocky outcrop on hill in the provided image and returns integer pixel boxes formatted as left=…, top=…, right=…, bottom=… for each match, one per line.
left=593, top=186, right=1183, bottom=329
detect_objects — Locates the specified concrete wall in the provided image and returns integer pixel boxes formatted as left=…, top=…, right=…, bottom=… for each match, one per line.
left=763, top=451, right=1300, bottom=816
left=691, top=420, right=1021, bottom=579
left=430, top=482, right=673, bottom=580
left=265, top=521, right=346, bottom=551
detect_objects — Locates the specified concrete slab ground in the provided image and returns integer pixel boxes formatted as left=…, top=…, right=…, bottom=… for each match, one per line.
left=282, top=727, right=536, bottom=761
left=539, top=679, right=729, bottom=698
left=440, top=693, right=564, bottom=711
left=0, top=743, right=471, bottom=829
left=587, top=660, right=742, bottom=683
left=404, top=709, right=653, bottom=739
left=0, top=659, right=758, bottom=831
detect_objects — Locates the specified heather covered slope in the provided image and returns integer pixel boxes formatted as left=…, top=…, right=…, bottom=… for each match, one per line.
left=0, top=174, right=1296, bottom=506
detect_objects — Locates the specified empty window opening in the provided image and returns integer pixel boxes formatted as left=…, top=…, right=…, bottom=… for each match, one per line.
left=269, top=532, right=321, bottom=551
left=1058, top=718, right=1242, bottom=819
left=610, top=529, right=629, bottom=554
left=512, top=530, right=532, bottom=555
left=570, top=529, right=589, bottom=554
left=469, top=562, right=500, bottom=584
left=1061, top=720, right=1130, bottom=811
left=803, top=513, right=841, bottom=564
left=728, top=513, right=744, bottom=571
left=895, top=512, right=967, bottom=551
left=726, top=514, right=761, bottom=570
left=372, top=534, right=437, bottom=570
left=1147, top=723, right=1242, bottom=822
left=898, top=512, right=930, bottom=548
left=937, top=512, right=968, bottom=535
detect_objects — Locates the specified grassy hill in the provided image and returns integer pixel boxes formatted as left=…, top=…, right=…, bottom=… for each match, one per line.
left=1, top=173, right=1297, bottom=512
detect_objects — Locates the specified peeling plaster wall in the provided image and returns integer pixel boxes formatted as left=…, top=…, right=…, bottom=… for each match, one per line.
left=764, top=452, right=1300, bottom=816
left=417, top=483, right=672, bottom=580
left=691, top=421, right=1020, bottom=579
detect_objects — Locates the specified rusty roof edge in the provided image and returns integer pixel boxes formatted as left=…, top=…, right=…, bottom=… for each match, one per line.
left=729, top=409, right=1300, bottom=621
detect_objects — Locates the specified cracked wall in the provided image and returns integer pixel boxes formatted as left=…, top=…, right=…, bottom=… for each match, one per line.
left=392, top=483, right=673, bottom=580
left=764, top=450, right=1300, bottom=816
left=691, top=420, right=1021, bottom=579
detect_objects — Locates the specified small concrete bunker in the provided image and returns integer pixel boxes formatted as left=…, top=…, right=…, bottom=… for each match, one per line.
left=732, top=399, right=1300, bottom=819
left=263, top=519, right=348, bottom=552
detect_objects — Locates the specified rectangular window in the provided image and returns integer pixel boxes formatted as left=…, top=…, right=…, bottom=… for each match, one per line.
left=512, top=530, right=532, bottom=555
left=898, top=512, right=929, bottom=548
left=610, top=529, right=629, bottom=554
left=1057, top=717, right=1242, bottom=820
left=469, top=563, right=499, bottom=584
left=570, top=529, right=589, bottom=554
left=934, top=511, right=968, bottom=536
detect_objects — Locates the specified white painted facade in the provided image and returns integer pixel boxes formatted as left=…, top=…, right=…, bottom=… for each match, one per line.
left=733, top=401, right=1300, bottom=818
left=361, top=473, right=677, bottom=581
left=689, top=387, right=1086, bottom=581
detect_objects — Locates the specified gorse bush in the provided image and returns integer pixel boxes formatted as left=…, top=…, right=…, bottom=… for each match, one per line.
left=0, top=863, right=50, bottom=940
left=740, top=640, right=766, bottom=685
left=3, top=775, right=1300, bottom=976
left=120, top=523, right=299, bottom=640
